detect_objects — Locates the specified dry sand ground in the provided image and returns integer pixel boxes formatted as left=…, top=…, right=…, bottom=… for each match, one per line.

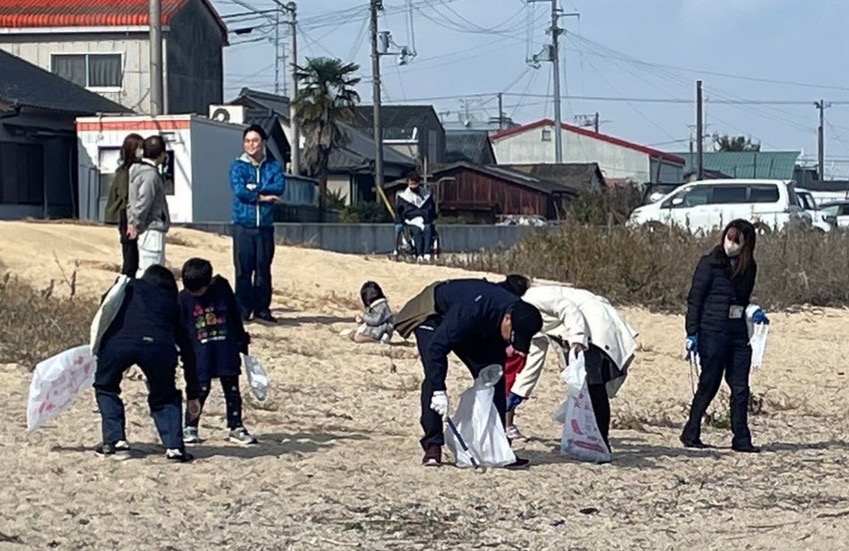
left=1, top=221, right=849, bottom=551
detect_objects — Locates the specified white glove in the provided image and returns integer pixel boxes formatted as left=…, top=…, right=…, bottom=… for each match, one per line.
left=430, top=391, right=449, bottom=418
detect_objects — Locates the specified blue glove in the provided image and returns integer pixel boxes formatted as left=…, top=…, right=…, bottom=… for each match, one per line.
left=752, top=309, right=769, bottom=325
left=506, top=392, right=524, bottom=412
left=685, top=335, right=698, bottom=353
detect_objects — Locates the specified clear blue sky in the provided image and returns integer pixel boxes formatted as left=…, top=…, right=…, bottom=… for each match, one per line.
left=215, top=0, right=849, bottom=177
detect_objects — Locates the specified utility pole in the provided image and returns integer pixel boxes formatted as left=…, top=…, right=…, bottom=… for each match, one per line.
left=149, top=0, right=163, bottom=115
left=497, top=93, right=504, bottom=130
left=370, top=0, right=384, bottom=191
left=696, top=80, right=704, bottom=180
left=286, top=2, right=300, bottom=176
left=274, top=9, right=280, bottom=95
left=527, top=0, right=578, bottom=163
left=815, top=99, right=830, bottom=180
left=593, top=112, right=599, bottom=133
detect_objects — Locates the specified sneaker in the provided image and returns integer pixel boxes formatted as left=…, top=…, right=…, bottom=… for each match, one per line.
left=732, top=442, right=761, bottom=454
left=95, top=440, right=131, bottom=460
left=416, top=256, right=424, bottom=263
left=254, top=311, right=278, bottom=325
left=380, top=333, right=391, bottom=344
left=424, top=254, right=432, bottom=262
left=679, top=434, right=711, bottom=449
left=504, top=456, right=531, bottom=470
left=506, top=425, right=527, bottom=441
left=422, top=444, right=442, bottom=467
left=229, top=427, right=258, bottom=445
left=165, top=448, right=194, bottom=463
left=183, top=426, right=200, bottom=444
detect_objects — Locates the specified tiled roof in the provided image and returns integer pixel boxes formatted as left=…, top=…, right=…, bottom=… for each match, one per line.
left=671, top=150, right=800, bottom=180
left=0, top=49, right=130, bottom=114
left=444, top=131, right=496, bottom=165
left=0, top=0, right=227, bottom=39
left=491, top=118, right=686, bottom=165
left=352, top=105, right=442, bottom=140
left=504, top=163, right=605, bottom=192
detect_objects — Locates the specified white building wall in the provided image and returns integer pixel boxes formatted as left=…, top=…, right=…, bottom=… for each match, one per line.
left=493, top=124, right=653, bottom=182
left=0, top=35, right=151, bottom=113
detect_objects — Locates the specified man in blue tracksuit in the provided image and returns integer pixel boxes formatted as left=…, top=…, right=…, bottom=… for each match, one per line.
left=394, top=278, right=544, bottom=468
left=230, top=124, right=286, bottom=324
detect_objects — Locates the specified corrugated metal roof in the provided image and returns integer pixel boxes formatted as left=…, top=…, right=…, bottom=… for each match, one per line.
left=0, top=0, right=227, bottom=39
left=672, top=151, right=800, bottom=180
left=0, top=49, right=130, bottom=114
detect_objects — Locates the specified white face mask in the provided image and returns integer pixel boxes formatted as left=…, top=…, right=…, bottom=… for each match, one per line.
left=724, top=237, right=743, bottom=257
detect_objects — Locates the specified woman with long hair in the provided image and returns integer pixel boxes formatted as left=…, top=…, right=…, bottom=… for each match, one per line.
left=681, top=219, right=768, bottom=453
left=104, top=133, right=144, bottom=277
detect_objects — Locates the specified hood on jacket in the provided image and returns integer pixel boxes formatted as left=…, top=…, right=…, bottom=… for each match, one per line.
left=237, top=151, right=266, bottom=166
left=398, top=187, right=432, bottom=208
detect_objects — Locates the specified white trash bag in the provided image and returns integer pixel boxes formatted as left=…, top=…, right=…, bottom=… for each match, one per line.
left=27, top=345, right=96, bottom=433
left=749, top=324, right=769, bottom=369
left=242, top=354, right=269, bottom=401
left=446, top=365, right=516, bottom=468
left=552, top=347, right=612, bottom=463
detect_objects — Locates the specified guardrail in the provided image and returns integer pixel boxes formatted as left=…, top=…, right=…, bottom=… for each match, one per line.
left=184, top=223, right=555, bottom=254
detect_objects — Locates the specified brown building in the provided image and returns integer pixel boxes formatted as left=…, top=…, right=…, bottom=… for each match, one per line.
left=387, top=161, right=580, bottom=223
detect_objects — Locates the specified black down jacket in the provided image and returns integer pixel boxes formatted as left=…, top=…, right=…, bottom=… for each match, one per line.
left=685, top=251, right=757, bottom=336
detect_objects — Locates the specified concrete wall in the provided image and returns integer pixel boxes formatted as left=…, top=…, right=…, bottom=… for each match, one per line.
left=185, top=223, right=551, bottom=255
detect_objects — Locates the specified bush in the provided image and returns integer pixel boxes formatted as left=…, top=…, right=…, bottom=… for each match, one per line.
left=341, top=201, right=393, bottom=223
left=0, top=273, right=98, bottom=368
left=561, top=186, right=645, bottom=226
left=451, top=222, right=849, bottom=313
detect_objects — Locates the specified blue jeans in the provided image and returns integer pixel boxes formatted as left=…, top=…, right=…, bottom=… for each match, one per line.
left=233, top=224, right=276, bottom=317
left=94, top=338, right=184, bottom=450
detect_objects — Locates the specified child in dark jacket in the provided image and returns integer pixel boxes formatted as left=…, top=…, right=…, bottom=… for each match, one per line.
left=93, top=265, right=199, bottom=462
left=345, top=281, right=394, bottom=343
left=179, top=258, right=257, bottom=445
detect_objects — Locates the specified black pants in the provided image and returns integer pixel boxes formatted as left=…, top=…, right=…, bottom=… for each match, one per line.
left=233, top=224, right=276, bottom=318
left=414, top=315, right=507, bottom=450
left=119, top=216, right=139, bottom=278
left=682, top=330, right=753, bottom=447
left=93, top=338, right=183, bottom=449
left=588, top=383, right=611, bottom=451
left=185, top=376, right=243, bottom=429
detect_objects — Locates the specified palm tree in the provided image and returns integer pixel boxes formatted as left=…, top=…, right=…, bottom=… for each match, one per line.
left=292, top=57, right=361, bottom=220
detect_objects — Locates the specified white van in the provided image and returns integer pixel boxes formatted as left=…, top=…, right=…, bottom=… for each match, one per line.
left=628, top=179, right=807, bottom=234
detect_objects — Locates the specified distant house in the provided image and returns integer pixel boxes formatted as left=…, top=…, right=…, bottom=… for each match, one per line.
left=491, top=119, right=685, bottom=184
left=227, top=88, right=416, bottom=206
left=444, top=131, right=496, bottom=165
left=0, top=50, right=130, bottom=220
left=386, top=161, right=579, bottom=223
left=671, top=151, right=800, bottom=180
left=502, top=163, right=606, bottom=193
left=0, top=0, right=228, bottom=115
left=352, top=105, right=445, bottom=166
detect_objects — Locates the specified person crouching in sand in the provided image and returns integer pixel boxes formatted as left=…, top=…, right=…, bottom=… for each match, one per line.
left=342, top=281, right=395, bottom=344
left=93, top=265, right=200, bottom=462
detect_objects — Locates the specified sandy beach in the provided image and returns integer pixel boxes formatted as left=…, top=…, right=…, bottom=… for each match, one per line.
left=1, top=221, right=848, bottom=550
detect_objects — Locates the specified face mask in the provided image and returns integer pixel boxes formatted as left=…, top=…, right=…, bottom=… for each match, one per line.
left=724, top=237, right=742, bottom=257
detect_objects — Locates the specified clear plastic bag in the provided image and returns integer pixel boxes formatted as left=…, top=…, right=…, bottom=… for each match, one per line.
left=27, top=345, right=96, bottom=433
left=242, top=354, right=269, bottom=401
left=749, top=324, right=769, bottom=368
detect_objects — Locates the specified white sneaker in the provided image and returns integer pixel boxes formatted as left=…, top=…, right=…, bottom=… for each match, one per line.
left=183, top=426, right=200, bottom=444
left=380, top=333, right=391, bottom=344
left=424, top=254, right=432, bottom=262
left=416, top=256, right=424, bottom=263
left=506, top=425, right=528, bottom=441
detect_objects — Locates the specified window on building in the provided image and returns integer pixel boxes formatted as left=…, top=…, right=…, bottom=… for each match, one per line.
left=51, top=53, right=123, bottom=89
left=541, top=128, right=552, bottom=142
left=0, top=143, right=44, bottom=205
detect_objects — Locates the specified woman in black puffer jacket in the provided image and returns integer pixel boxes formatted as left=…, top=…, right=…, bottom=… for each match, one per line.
left=681, top=219, right=767, bottom=453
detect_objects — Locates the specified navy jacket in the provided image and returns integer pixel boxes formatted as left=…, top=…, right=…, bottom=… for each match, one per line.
left=230, top=152, right=286, bottom=228
left=179, top=276, right=249, bottom=382
left=685, top=251, right=757, bottom=337
left=395, top=187, right=437, bottom=225
left=100, top=279, right=199, bottom=399
left=426, top=279, right=519, bottom=390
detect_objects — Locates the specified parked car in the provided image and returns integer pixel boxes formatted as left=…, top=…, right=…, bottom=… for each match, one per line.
left=818, top=201, right=849, bottom=228
left=627, top=179, right=808, bottom=234
left=796, top=188, right=832, bottom=232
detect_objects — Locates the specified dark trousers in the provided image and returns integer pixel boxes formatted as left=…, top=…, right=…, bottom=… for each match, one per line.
left=118, top=216, right=139, bottom=278
left=93, top=338, right=184, bottom=450
left=185, top=376, right=243, bottom=429
left=415, top=316, right=507, bottom=450
left=682, top=331, right=753, bottom=447
left=588, top=383, right=611, bottom=451
left=406, top=223, right=434, bottom=256
left=233, top=224, right=276, bottom=318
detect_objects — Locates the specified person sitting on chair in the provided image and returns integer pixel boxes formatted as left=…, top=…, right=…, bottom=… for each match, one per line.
left=394, top=171, right=437, bottom=262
